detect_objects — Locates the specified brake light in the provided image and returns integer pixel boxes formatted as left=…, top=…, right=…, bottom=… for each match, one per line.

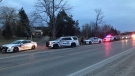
left=103, top=38, right=110, bottom=42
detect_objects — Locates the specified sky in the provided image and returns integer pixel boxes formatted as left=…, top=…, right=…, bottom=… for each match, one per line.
left=0, top=0, right=135, bottom=32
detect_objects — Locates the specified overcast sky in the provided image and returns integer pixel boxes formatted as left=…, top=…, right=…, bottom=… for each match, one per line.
left=0, top=0, right=135, bottom=32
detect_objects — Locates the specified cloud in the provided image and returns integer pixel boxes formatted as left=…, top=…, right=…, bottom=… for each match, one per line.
left=0, top=0, right=135, bottom=32
left=0, top=0, right=36, bottom=14
left=68, top=0, right=135, bottom=32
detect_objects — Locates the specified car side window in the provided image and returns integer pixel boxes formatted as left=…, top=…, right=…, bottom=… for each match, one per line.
left=61, top=38, right=65, bottom=40
left=61, top=37, right=72, bottom=40
left=65, top=37, right=72, bottom=40
left=27, top=40, right=31, bottom=43
left=73, top=37, right=77, bottom=40
left=21, top=41, right=27, bottom=44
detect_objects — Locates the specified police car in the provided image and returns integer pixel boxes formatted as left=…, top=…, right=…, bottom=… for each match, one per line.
left=46, top=36, right=79, bottom=49
left=103, top=35, right=114, bottom=42
left=83, top=37, right=102, bottom=44
left=1, top=40, right=37, bottom=52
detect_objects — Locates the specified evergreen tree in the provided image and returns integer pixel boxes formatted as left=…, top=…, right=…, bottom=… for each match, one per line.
left=18, top=7, right=31, bottom=37
left=15, top=23, right=22, bottom=37
left=56, top=10, right=80, bottom=37
left=2, top=23, right=12, bottom=38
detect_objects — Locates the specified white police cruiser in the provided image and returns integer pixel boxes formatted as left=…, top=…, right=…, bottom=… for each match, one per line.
left=46, top=36, right=79, bottom=49
left=1, top=40, right=37, bottom=52
left=84, top=37, right=102, bottom=44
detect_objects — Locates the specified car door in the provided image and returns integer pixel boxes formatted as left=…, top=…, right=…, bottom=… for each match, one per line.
left=25, top=40, right=33, bottom=49
left=20, top=41, right=27, bottom=50
left=60, top=38, right=71, bottom=46
left=93, top=37, right=99, bottom=43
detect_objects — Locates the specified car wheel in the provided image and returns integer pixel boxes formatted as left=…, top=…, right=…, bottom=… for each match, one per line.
left=31, top=45, right=35, bottom=50
left=89, top=41, right=92, bottom=44
left=53, top=44, right=59, bottom=49
left=0, top=46, right=1, bottom=52
left=71, top=43, right=76, bottom=47
left=99, top=41, right=101, bottom=44
left=13, top=47, right=19, bottom=52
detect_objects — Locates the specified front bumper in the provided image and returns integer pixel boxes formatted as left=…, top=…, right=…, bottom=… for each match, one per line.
left=1, top=47, right=13, bottom=52
left=46, top=41, right=53, bottom=48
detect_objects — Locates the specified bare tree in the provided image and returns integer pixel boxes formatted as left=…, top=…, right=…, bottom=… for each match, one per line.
left=29, top=10, right=46, bottom=26
left=0, top=6, right=18, bottom=33
left=35, top=0, right=71, bottom=39
left=0, top=6, right=18, bottom=37
left=82, top=23, right=91, bottom=38
left=94, top=9, right=104, bottom=37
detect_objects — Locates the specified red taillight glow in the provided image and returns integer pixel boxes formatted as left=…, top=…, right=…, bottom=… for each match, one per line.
left=106, top=35, right=112, bottom=37
left=103, top=38, right=110, bottom=42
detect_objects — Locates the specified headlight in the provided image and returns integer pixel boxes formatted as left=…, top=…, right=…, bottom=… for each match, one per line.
left=49, top=42, right=52, bottom=45
left=9, top=46, right=14, bottom=49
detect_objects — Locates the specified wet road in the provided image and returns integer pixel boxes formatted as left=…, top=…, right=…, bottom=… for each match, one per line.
left=0, top=39, right=135, bottom=76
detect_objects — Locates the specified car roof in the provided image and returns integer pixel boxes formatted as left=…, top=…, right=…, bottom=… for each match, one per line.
left=60, top=36, right=78, bottom=38
left=15, top=40, right=31, bottom=41
left=15, top=40, right=25, bottom=41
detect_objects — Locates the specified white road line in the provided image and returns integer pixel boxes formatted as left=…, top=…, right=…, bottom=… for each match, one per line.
left=68, top=47, right=135, bottom=76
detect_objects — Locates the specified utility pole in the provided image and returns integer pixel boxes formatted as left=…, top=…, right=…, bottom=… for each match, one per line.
left=52, top=0, right=56, bottom=39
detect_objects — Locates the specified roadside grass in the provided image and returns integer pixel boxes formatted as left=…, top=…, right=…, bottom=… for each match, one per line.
left=0, top=36, right=41, bottom=45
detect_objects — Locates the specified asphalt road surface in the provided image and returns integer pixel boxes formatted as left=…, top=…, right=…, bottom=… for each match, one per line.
left=0, top=39, right=135, bottom=76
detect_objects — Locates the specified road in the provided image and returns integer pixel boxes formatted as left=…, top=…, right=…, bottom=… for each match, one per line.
left=0, top=39, right=135, bottom=76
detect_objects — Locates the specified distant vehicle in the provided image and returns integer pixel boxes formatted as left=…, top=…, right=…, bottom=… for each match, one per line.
left=103, top=35, right=114, bottom=42
left=83, top=37, right=102, bottom=44
left=131, top=34, right=135, bottom=39
left=46, top=36, right=79, bottom=49
left=1, top=40, right=37, bottom=53
left=121, top=35, right=130, bottom=39
left=113, top=35, right=121, bottom=41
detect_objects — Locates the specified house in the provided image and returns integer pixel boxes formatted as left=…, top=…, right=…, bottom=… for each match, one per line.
left=31, top=26, right=48, bottom=37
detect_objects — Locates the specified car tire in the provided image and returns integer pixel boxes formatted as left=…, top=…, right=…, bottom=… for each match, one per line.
left=99, top=41, right=101, bottom=44
left=53, top=44, right=59, bottom=49
left=31, top=45, right=35, bottom=50
left=13, top=47, right=19, bottom=52
left=0, top=46, right=1, bottom=52
left=71, top=43, right=76, bottom=47
left=89, top=41, right=92, bottom=44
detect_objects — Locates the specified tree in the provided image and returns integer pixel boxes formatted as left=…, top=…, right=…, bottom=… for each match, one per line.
left=74, top=20, right=80, bottom=36
left=99, top=24, right=120, bottom=38
left=81, top=23, right=91, bottom=38
left=18, top=8, right=31, bottom=38
left=0, top=6, right=17, bottom=38
left=35, top=0, right=71, bottom=39
left=55, top=10, right=79, bottom=37
left=2, top=23, right=12, bottom=38
left=94, top=9, right=104, bottom=36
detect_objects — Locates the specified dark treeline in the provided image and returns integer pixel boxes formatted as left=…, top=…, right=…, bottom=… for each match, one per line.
left=0, top=6, right=120, bottom=39
left=0, top=7, right=31, bottom=39
left=81, top=23, right=119, bottom=39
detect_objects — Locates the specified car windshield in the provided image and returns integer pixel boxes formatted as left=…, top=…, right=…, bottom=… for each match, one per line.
left=88, top=37, right=94, bottom=40
left=55, top=38, right=61, bottom=41
left=11, top=40, right=22, bottom=44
